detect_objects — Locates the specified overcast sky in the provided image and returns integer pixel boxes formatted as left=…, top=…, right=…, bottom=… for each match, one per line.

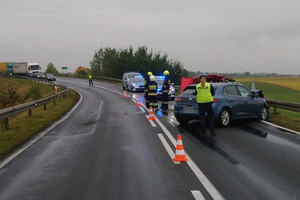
left=1, top=0, right=300, bottom=74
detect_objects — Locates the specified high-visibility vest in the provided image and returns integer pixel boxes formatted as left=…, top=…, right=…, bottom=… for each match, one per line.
left=88, top=75, right=92, bottom=79
left=196, top=82, right=213, bottom=103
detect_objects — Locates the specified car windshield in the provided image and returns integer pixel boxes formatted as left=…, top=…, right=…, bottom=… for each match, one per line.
left=182, top=87, right=196, bottom=95
left=30, top=65, right=41, bottom=70
left=154, top=79, right=164, bottom=85
left=128, top=74, right=141, bottom=80
left=131, top=76, right=144, bottom=81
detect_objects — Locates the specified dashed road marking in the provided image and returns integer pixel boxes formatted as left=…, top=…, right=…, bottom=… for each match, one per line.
left=157, top=134, right=180, bottom=165
left=191, top=190, right=205, bottom=200
left=146, top=115, right=156, bottom=127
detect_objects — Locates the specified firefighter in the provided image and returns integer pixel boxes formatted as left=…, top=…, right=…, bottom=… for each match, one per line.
left=144, top=72, right=152, bottom=108
left=88, top=73, right=93, bottom=86
left=161, top=70, right=171, bottom=110
left=148, top=75, right=158, bottom=110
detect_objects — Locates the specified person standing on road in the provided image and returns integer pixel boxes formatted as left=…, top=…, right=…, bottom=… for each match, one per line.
left=144, top=72, right=152, bottom=108
left=88, top=73, right=93, bottom=86
left=161, top=70, right=171, bottom=110
left=148, top=75, right=159, bottom=110
left=195, top=74, right=215, bottom=139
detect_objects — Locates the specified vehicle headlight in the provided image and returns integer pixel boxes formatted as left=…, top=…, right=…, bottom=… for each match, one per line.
left=132, top=83, right=136, bottom=87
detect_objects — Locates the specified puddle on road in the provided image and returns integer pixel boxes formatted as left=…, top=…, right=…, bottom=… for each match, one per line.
left=212, top=145, right=239, bottom=165
left=242, top=126, right=268, bottom=138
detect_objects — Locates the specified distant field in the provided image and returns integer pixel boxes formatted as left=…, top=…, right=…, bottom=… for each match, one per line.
left=234, top=76, right=300, bottom=92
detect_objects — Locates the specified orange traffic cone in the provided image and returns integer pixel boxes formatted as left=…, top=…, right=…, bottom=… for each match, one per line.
left=173, top=134, right=188, bottom=162
left=123, top=90, right=127, bottom=98
left=136, top=98, right=141, bottom=107
left=148, top=106, right=156, bottom=120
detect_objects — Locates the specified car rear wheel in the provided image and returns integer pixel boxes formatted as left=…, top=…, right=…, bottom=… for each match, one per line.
left=176, top=117, right=189, bottom=126
left=260, top=106, right=268, bottom=121
left=218, top=108, right=231, bottom=127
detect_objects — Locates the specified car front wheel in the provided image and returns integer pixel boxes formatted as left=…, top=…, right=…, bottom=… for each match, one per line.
left=218, top=108, right=231, bottom=127
left=260, top=106, right=269, bottom=121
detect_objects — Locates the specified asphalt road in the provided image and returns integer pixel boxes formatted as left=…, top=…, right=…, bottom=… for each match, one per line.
left=0, top=77, right=299, bottom=200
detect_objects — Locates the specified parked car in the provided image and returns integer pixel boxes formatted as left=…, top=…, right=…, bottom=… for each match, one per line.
left=174, top=82, right=270, bottom=127
left=35, top=72, right=45, bottom=79
left=154, top=76, right=175, bottom=100
left=122, top=72, right=145, bottom=92
left=45, top=74, right=56, bottom=81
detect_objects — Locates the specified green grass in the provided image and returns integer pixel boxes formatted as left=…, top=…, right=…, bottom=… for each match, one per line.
left=0, top=89, right=80, bottom=160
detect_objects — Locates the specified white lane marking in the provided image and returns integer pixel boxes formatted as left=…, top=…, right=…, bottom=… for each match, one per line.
left=155, top=117, right=225, bottom=200
left=155, top=119, right=177, bottom=146
left=0, top=89, right=83, bottom=169
left=132, top=98, right=137, bottom=103
left=146, top=115, right=156, bottom=127
left=191, top=190, right=206, bottom=200
left=139, top=106, right=145, bottom=112
left=261, top=120, right=300, bottom=135
left=187, top=158, right=224, bottom=200
left=157, top=134, right=180, bottom=165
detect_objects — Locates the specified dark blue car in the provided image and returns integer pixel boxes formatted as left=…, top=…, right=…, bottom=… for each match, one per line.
left=174, top=83, right=270, bottom=127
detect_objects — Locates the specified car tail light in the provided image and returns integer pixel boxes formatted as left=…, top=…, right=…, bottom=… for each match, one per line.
left=175, top=97, right=183, bottom=102
left=213, top=98, right=219, bottom=103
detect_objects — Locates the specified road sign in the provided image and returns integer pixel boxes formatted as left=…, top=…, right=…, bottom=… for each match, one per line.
left=62, top=67, right=68, bottom=70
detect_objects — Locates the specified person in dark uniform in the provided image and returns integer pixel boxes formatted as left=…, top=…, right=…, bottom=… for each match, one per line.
left=195, top=74, right=215, bottom=140
left=144, top=72, right=152, bottom=108
left=148, top=75, right=159, bottom=110
left=161, top=70, right=171, bottom=110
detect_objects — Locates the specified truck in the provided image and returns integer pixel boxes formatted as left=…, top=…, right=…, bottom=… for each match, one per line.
left=0, top=62, right=14, bottom=74
left=12, top=62, right=41, bottom=76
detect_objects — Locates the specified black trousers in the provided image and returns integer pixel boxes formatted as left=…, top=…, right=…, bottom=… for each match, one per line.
left=161, top=93, right=169, bottom=108
left=198, top=102, right=214, bottom=134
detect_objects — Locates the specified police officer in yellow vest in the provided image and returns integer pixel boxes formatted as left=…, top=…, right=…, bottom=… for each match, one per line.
left=195, top=74, right=215, bottom=138
left=88, top=73, right=93, bottom=86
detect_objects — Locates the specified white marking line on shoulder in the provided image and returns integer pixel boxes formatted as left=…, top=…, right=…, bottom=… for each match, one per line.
left=155, top=118, right=225, bottom=200
left=261, top=120, right=300, bottom=135
left=146, top=115, right=156, bottom=127
left=157, top=134, right=180, bottom=165
left=191, top=190, right=205, bottom=200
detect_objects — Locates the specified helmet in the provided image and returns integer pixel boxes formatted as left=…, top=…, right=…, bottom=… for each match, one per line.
left=147, top=72, right=153, bottom=76
left=150, top=75, right=155, bottom=81
left=163, top=70, right=169, bottom=75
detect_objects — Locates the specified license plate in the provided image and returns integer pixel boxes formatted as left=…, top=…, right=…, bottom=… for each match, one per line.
left=184, top=106, right=197, bottom=114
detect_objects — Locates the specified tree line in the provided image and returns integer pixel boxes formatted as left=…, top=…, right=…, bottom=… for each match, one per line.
left=89, top=46, right=188, bottom=84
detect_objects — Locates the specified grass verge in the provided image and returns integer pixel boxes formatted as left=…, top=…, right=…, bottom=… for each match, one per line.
left=0, top=89, right=80, bottom=161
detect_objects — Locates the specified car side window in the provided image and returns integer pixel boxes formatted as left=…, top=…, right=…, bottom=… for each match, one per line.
left=223, top=86, right=240, bottom=96
left=182, top=88, right=196, bottom=95
left=237, top=86, right=252, bottom=97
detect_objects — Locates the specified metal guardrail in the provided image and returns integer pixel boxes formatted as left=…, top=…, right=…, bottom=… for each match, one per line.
left=0, top=75, right=68, bottom=129
left=266, top=99, right=300, bottom=114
